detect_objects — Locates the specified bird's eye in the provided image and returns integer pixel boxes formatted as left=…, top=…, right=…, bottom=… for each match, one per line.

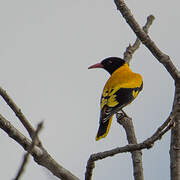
left=108, top=60, right=112, bottom=64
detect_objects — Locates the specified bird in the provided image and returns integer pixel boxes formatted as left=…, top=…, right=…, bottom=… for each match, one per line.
left=88, top=57, right=143, bottom=141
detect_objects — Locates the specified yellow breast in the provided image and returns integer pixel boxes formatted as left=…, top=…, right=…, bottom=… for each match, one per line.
left=101, top=63, right=142, bottom=109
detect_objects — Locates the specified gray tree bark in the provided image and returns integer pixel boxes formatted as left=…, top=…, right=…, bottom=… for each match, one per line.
left=170, top=82, right=180, bottom=180
left=0, top=1, right=179, bottom=180
left=117, top=116, right=144, bottom=180
left=114, top=0, right=180, bottom=179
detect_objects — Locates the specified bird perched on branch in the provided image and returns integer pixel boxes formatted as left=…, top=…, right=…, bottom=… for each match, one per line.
left=88, top=57, right=143, bottom=141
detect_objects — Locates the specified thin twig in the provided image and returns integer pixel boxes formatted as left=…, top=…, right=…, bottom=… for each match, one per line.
left=0, top=86, right=41, bottom=146
left=114, top=0, right=180, bottom=81
left=14, top=122, right=43, bottom=180
left=85, top=114, right=174, bottom=180
left=0, top=114, right=79, bottom=180
left=124, top=15, right=155, bottom=63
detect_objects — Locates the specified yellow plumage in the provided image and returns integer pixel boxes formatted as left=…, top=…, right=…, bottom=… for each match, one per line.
left=88, top=57, right=143, bottom=141
left=101, top=63, right=142, bottom=109
left=95, top=116, right=113, bottom=141
left=97, top=63, right=142, bottom=140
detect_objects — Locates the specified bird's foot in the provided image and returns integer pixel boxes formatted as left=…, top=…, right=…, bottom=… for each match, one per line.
left=116, top=110, right=130, bottom=120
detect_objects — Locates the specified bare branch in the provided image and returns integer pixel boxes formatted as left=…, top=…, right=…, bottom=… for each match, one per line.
left=113, top=1, right=180, bottom=179
left=0, top=87, right=37, bottom=141
left=114, top=0, right=180, bottom=81
left=85, top=114, right=174, bottom=180
left=0, top=114, right=80, bottom=180
left=117, top=115, right=144, bottom=180
left=121, top=14, right=155, bottom=180
left=170, top=83, right=180, bottom=179
left=14, top=122, right=43, bottom=180
left=124, top=15, right=155, bottom=63
left=85, top=13, right=155, bottom=180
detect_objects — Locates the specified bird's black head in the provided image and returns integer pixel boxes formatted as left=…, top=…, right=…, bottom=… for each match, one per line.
left=88, top=57, right=126, bottom=74
left=101, top=57, right=126, bottom=74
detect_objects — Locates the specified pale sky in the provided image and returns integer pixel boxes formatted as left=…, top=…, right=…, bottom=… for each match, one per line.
left=0, top=0, right=179, bottom=179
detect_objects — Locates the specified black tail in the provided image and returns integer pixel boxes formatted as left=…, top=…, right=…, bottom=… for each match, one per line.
left=96, top=116, right=113, bottom=141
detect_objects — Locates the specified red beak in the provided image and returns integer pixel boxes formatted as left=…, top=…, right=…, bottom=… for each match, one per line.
left=88, top=62, right=103, bottom=69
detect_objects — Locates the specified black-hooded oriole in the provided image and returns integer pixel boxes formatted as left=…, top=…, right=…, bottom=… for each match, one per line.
left=88, top=57, right=143, bottom=141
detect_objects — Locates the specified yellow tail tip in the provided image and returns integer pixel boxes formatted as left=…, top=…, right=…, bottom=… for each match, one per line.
left=95, top=116, right=113, bottom=141
left=95, top=133, right=108, bottom=141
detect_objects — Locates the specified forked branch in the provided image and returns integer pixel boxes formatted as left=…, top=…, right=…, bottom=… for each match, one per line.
left=124, top=15, right=155, bottom=63
left=0, top=113, right=79, bottom=180
left=14, top=122, right=43, bottom=180
left=85, top=14, right=155, bottom=180
left=0, top=87, right=39, bottom=142
left=85, top=114, right=174, bottom=180
left=114, top=0, right=180, bottom=81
